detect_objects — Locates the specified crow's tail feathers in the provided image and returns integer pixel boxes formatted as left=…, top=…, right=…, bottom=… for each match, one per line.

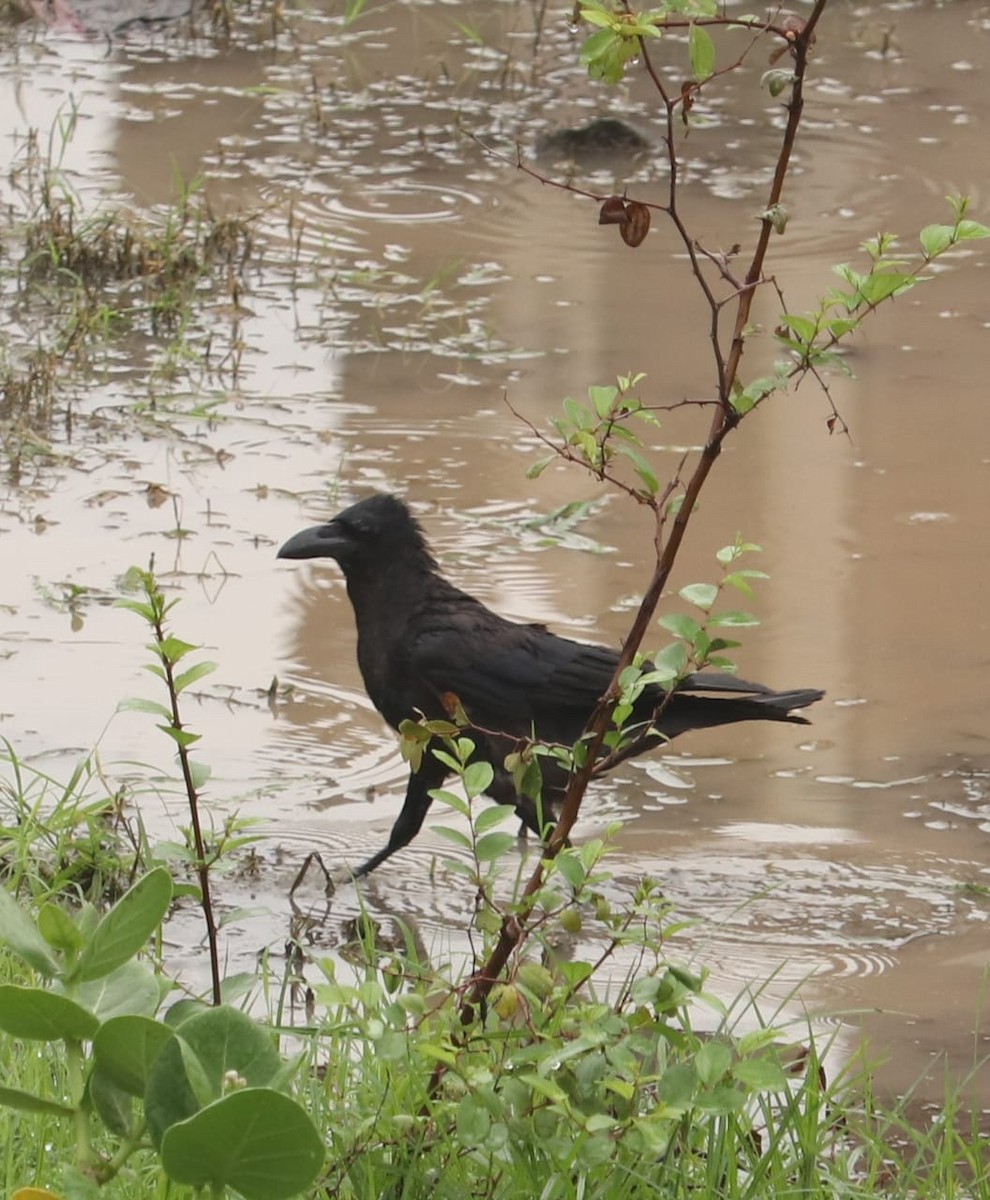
left=659, top=674, right=824, bottom=737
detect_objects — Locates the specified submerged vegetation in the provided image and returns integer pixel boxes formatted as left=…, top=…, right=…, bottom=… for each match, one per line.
left=0, top=106, right=257, bottom=472
left=0, top=0, right=989, bottom=1197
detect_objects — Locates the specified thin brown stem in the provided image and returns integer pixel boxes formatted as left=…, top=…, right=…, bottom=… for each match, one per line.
left=432, top=0, right=834, bottom=1084
left=153, top=614, right=222, bottom=1006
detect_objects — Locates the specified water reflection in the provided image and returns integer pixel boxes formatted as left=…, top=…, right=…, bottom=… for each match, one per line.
left=0, top=0, right=988, bottom=1112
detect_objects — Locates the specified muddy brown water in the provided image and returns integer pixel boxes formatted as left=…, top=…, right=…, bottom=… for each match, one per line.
left=1, top=1, right=988, bottom=1115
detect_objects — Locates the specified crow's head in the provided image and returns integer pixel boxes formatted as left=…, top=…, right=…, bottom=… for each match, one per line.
left=277, top=493, right=434, bottom=572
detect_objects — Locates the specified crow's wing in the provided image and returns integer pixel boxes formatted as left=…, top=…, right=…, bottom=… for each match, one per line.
left=406, top=592, right=822, bottom=743
left=408, top=603, right=619, bottom=743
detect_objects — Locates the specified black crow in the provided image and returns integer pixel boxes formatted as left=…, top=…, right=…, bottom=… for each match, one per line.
left=278, top=493, right=824, bottom=877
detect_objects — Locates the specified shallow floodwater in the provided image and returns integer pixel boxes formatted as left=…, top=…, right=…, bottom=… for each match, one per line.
left=1, top=0, right=988, bottom=1112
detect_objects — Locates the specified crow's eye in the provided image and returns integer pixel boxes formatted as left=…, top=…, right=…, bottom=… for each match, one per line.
left=334, top=517, right=361, bottom=538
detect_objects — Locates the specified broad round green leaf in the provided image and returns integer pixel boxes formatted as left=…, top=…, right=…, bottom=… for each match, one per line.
left=88, top=1067, right=133, bottom=1137
left=77, top=960, right=162, bottom=1021
left=145, top=1005, right=284, bottom=1147
left=93, top=1015, right=176, bottom=1095
left=0, top=986, right=98, bottom=1042
left=160, top=1088, right=325, bottom=1200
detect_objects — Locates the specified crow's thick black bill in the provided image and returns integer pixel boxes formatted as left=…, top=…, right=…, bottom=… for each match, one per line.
left=277, top=493, right=825, bottom=879
left=277, top=523, right=347, bottom=561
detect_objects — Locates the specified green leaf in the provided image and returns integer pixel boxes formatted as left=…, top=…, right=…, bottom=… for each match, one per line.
left=735, top=1027, right=785, bottom=1056
left=707, top=610, right=759, bottom=628
left=688, top=23, right=716, bottom=81
left=695, top=1040, right=732, bottom=1085
left=434, top=826, right=472, bottom=850
left=580, top=27, right=637, bottom=84
left=145, top=1006, right=285, bottom=1148
left=638, top=665, right=680, bottom=688
left=730, top=389, right=756, bottom=416
left=430, top=788, right=469, bottom=818
left=562, top=395, right=592, bottom=430
left=114, top=597, right=155, bottom=620
left=955, top=218, right=990, bottom=241
left=156, top=636, right=197, bottom=664
left=431, top=749, right=465, bottom=774
left=621, top=446, right=659, bottom=495
left=574, top=429, right=600, bottom=467
left=173, top=661, right=218, bottom=694
left=77, top=959, right=164, bottom=1022
left=526, top=455, right=555, bottom=479
left=652, top=640, right=688, bottom=678
left=855, top=271, right=914, bottom=305
left=456, top=1094, right=491, bottom=1145
left=0, top=986, right=99, bottom=1041
left=160, top=1088, right=325, bottom=1200
left=584, top=1112, right=619, bottom=1133
left=88, top=1067, right=134, bottom=1136
left=93, top=1016, right=176, bottom=1095
left=657, top=643, right=686, bottom=681
left=398, top=721, right=429, bottom=771
left=776, top=313, right=817, bottom=344
left=0, top=1083, right=76, bottom=1117
left=679, top=582, right=718, bottom=611
left=38, top=903, right=83, bottom=955
left=0, top=887, right=60, bottom=977
left=475, top=805, right=518, bottom=833
left=117, top=697, right=174, bottom=720
left=580, top=26, right=618, bottom=62
left=73, top=867, right=173, bottom=984
left=657, top=1062, right=698, bottom=1110
left=823, top=316, right=858, bottom=338
left=696, top=1083, right=748, bottom=1115
left=581, top=7, right=615, bottom=30
left=157, top=725, right=201, bottom=750
left=462, top=760, right=494, bottom=800
left=554, top=852, right=586, bottom=890
left=657, top=612, right=700, bottom=642
left=732, top=375, right=780, bottom=414
left=475, top=832, right=517, bottom=862
left=919, top=223, right=953, bottom=257
left=589, top=384, right=618, bottom=417
left=723, top=568, right=769, bottom=596
left=707, top=637, right=741, bottom=653
left=188, top=759, right=212, bottom=790
left=732, top=1056, right=788, bottom=1091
